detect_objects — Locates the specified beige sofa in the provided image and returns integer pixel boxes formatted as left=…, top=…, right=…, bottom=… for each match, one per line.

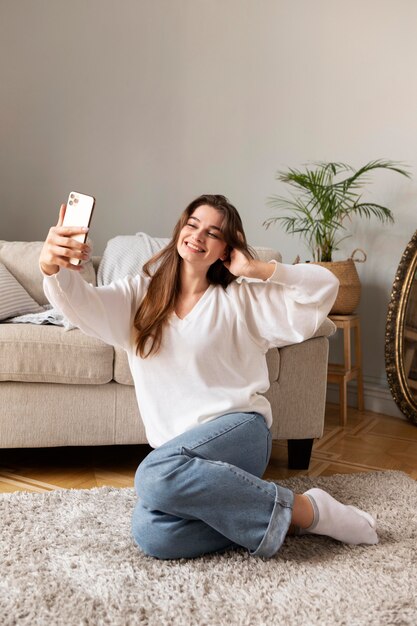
left=0, top=240, right=336, bottom=469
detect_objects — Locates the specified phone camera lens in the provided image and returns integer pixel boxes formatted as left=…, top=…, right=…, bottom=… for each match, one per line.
left=69, top=200, right=73, bottom=205
left=70, top=193, right=75, bottom=199
left=74, top=198, right=79, bottom=203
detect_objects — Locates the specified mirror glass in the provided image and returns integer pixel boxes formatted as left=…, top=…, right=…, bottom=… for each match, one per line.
left=403, top=269, right=417, bottom=396
left=385, top=231, right=417, bottom=425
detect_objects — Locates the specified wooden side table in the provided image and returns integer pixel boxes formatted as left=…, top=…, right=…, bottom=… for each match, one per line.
left=327, top=314, right=365, bottom=425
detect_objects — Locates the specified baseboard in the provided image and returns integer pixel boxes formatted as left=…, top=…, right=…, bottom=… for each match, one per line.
left=326, top=379, right=406, bottom=420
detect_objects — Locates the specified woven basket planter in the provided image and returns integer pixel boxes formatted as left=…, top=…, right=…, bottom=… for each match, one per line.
left=312, top=249, right=367, bottom=315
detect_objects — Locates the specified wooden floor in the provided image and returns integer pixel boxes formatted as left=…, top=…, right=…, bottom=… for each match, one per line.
left=1, top=403, right=416, bottom=493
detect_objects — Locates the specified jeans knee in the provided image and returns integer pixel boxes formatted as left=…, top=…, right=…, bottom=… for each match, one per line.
left=134, top=453, right=183, bottom=512
left=131, top=508, right=180, bottom=560
left=134, top=459, right=147, bottom=496
left=134, top=454, right=160, bottom=501
left=135, top=536, right=182, bottom=560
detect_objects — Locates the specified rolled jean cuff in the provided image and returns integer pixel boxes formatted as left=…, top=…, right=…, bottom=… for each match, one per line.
left=250, top=483, right=294, bottom=558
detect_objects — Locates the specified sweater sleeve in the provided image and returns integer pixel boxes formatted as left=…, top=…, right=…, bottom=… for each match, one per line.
left=229, top=260, right=339, bottom=351
left=42, top=268, right=145, bottom=350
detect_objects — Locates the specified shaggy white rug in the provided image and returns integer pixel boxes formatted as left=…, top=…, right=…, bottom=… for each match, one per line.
left=1, top=470, right=416, bottom=626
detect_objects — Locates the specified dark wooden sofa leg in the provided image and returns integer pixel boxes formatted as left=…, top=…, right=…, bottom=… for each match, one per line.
left=287, top=438, right=314, bottom=470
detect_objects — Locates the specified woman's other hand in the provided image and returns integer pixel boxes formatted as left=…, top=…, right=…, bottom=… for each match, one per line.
left=223, top=247, right=276, bottom=281
left=39, top=204, right=91, bottom=276
left=222, top=247, right=254, bottom=277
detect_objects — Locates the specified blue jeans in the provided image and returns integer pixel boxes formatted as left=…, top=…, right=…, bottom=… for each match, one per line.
left=131, top=412, right=294, bottom=559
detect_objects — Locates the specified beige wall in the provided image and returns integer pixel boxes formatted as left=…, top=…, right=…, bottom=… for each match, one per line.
left=1, top=0, right=416, bottom=417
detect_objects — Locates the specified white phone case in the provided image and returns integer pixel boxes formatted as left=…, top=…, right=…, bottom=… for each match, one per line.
left=62, top=191, right=95, bottom=265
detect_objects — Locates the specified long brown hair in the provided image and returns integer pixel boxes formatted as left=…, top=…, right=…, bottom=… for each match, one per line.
left=134, top=194, right=255, bottom=358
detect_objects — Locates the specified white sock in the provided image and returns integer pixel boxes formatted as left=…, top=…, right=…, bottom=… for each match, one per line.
left=301, top=488, right=379, bottom=545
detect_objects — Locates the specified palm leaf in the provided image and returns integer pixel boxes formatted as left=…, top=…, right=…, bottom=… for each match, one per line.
left=344, top=202, right=395, bottom=223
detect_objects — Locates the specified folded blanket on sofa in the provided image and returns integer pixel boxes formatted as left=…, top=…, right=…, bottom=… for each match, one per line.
left=6, top=305, right=77, bottom=331
left=97, top=232, right=169, bottom=285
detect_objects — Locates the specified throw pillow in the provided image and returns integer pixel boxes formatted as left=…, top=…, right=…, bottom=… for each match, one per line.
left=0, top=262, right=44, bottom=321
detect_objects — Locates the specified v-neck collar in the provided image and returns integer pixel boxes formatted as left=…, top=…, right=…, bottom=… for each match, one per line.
left=172, top=284, right=215, bottom=325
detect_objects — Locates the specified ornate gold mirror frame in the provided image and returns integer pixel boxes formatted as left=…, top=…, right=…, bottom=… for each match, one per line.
left=385, top=230, right=417, bottom=425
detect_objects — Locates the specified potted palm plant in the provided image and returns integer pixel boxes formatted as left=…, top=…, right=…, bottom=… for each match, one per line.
left=264, top=159, right=411, bottom=314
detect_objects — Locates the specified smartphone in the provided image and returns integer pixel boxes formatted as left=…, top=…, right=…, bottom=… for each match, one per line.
left=62, top=191, right=95, bottom=265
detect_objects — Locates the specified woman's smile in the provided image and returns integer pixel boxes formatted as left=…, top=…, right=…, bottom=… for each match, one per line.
left=184, top=241, right=205, bottom=253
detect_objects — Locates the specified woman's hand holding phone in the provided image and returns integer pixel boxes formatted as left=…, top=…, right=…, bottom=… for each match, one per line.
left=39, top=203, right=91, bottom=276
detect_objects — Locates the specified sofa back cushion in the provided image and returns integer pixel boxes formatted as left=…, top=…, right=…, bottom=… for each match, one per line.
left=0, top=241, right=96, bottom=306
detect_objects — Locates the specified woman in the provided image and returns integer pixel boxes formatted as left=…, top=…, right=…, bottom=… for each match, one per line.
left=40, top=194, right=378, bottom=559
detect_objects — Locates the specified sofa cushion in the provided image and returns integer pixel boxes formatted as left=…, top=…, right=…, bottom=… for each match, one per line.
left=0, top=240, right=96, bottom=306
left=0, top=262, right=44, bottom=320
left=0, top=324, right=113, bottom=384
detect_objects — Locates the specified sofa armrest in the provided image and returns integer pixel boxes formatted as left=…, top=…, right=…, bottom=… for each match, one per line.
left=312, top=317, right=336, bottom=339
left=266, top=335, right=329, bottom=440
